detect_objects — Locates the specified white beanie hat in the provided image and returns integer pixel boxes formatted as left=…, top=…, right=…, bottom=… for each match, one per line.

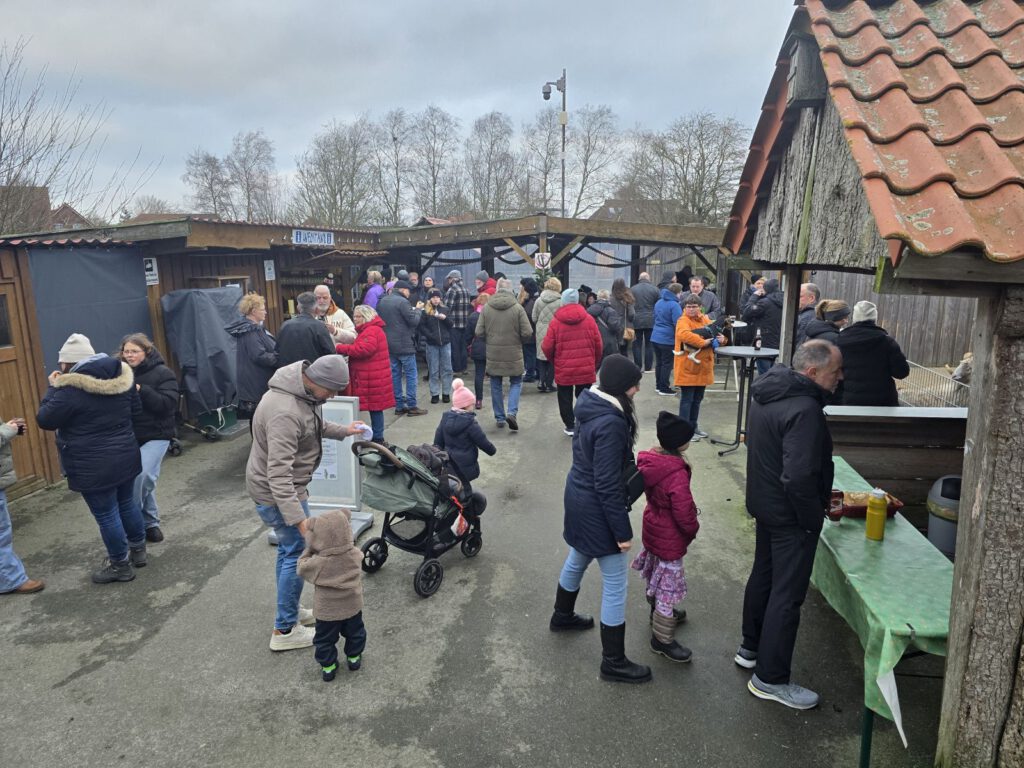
left=58, top=333, right=96, bottom=364
left=852, top=301, right=878, bottom=324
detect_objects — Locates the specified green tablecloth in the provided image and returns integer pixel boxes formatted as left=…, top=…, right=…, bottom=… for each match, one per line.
left=811, top=457, right=953, bottom=744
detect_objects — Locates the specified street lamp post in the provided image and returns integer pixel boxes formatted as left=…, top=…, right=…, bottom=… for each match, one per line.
left=542, top=68, right=567, bottom=218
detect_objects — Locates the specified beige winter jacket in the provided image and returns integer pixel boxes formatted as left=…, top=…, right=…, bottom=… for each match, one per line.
left=476, top=290, right=533, bottom=377
left=245, top=361, right=349, bottom=526
left=324, top=306, right=357, bottom=344
left=296, top=509, right=363, bottom=621
left=0, top=422, right=18, bottom=490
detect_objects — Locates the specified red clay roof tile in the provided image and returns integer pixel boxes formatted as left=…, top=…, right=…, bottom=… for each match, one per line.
left=919, top=0, right=983, bottom=38
left=992, top=19, right=1024, bottom=64
left=900, top=53, right=965, bottom=101
left=890, top=23, right=948, bottom=64
left=976, top=90, right=1024, bottom=144
left=972, top=0, right=1024, bottom=36
left=823, top=50, right=908, bottom=100
left=957, top=53, right=1024, bottom=101
left=873, top=0, right=932, bottom=37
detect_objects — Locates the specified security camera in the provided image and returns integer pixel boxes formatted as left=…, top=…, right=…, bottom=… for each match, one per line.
left=542, top=83, right=552, bottom=100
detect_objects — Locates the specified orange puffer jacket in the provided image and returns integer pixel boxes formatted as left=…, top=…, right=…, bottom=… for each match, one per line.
left=673, top=313, right=716, bottom=387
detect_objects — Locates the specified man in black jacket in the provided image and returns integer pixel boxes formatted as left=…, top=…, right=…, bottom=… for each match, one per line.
left=741, top=278, right=785, bottom=373
left=378, top=280, right=427, bottom=415
left=793, top=283, right=820, bottom=348
left=276, top=293, right=336, bottom=368
left=736, top=339, right=842, bottom=710
left=837, top=300, right=910, bottom=406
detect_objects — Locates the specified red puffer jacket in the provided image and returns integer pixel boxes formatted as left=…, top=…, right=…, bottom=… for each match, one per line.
left=335, top=316, right=395, bottom=412
left=541, top=303, right=602, bottom=386
left=638, top=449, right=699, bottom=561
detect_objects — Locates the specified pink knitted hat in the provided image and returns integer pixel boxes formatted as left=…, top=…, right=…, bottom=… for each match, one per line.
left=451, top=378, right=476, bottom=410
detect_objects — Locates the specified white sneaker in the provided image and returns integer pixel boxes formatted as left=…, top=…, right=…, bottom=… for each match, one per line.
left=298, top=607, right=315, bottom=626
left=269, top=624, right=315, bottom=652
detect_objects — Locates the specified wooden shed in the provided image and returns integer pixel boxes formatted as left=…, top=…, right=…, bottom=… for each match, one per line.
left=725, top=2, right=1024, bottom=764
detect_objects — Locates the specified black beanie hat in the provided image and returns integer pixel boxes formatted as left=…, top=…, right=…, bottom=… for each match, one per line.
left=598, top=354, right=643, bottom=396
left=657, top=411, right=695, bottom=451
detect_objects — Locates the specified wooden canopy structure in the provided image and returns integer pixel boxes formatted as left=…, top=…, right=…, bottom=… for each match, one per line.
left=727, top=2, right=1024, bottom=765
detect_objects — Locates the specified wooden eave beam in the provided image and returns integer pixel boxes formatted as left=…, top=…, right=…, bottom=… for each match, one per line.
left=875, top=256, right=999, bottom=298
left=551, top=236, right=586, bottom=267
left=892, top=249, right=1024, bottom=285
left=503, top=238, right=535, bottom=268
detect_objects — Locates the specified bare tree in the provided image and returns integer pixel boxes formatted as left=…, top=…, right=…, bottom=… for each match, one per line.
left=371, top=109, right=413, bottom=227
left=182, top=149, right=234, bottom=219
left=521, top=107, right=561, bottom=214
left=291, top=117, right=380, bottom=227
left=224, top=130, right=276, bottom=222
left=409, top=105, right=464, bottom=219
left=0, top=38, right=153, bottom=234
left=566, top=104, right=621, bottom=218
left=463, top=111, right=522, bottom=219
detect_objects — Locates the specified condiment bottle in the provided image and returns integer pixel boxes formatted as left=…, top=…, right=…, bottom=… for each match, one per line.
left=753, top=328, right=762, bottom=351
left=865, top=488, right=887, bottom=542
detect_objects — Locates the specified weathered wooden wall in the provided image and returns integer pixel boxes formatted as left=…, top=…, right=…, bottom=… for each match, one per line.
left=811, top=269, right=975, bottom=367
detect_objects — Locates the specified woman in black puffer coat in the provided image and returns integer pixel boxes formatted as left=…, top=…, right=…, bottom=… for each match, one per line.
left=119, top=334, right=178, bottom=543
left=802, top=300, right=851, bottom=346
left=36, top=333, right=145, bottom=584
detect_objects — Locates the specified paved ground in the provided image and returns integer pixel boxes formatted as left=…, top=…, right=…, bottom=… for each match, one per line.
left=0, top=373, right=944, bottom=767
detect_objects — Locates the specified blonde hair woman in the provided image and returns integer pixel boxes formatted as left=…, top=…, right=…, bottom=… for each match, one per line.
left=225, top=293, right=277, bottom=418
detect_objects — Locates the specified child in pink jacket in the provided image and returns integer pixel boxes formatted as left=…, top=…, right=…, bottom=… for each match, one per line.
left=631, top=411, right=699, bottom=663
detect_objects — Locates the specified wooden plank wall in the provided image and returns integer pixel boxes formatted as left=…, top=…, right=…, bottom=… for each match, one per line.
left=811, top=269, right=975, bottom=367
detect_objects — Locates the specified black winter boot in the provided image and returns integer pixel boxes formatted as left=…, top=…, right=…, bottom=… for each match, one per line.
left=129, top=544, right=147, bottom=568
left=92, top=559, right=135, bottom=584
left=549, top=585, right=595, bottom=632
left=647, top=593, right=686, bottom=625
left=650, top=611, right=692, bottom=663
left=599, top=623, right=652, bottom=683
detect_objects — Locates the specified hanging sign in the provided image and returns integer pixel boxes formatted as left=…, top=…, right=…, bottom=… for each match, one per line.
left=292, top=229, right=335, bottom=247
left=534, top=251, right=551, bottom=269
left=143, top=257, right=159, bottom=286
left=264, top=259, right=276, bottom=281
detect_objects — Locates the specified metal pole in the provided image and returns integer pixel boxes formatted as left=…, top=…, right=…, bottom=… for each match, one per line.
left=560, top=68, right=567, bottom=218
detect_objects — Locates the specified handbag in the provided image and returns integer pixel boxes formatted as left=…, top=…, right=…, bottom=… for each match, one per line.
left=622, top=453, right=645, bottom=506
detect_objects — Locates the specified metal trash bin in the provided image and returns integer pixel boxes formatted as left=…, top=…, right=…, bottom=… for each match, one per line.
left=927, top=475, right=961, bottom=558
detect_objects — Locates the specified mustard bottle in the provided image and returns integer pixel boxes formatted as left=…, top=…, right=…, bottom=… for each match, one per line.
left=865, top=488, right=887, bottom=542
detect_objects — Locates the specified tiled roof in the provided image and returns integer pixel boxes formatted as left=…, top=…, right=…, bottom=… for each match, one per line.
left=0, top=236, right=131, bottom=247
left=726, top=0, right=1024, bottom=263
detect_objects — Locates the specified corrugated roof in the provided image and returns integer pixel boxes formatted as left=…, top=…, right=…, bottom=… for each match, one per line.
left=726, top=0, right=1024, bottom=263
left=0, top=236, right=131, bottom=247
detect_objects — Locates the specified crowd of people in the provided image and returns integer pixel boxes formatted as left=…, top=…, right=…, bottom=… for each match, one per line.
left=1, top=264, right=914, bottom=710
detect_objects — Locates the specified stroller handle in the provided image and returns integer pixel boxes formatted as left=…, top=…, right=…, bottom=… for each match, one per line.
left=352, top=440, right=406, bottom=470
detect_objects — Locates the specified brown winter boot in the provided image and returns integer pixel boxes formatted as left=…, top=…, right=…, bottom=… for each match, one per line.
left=650, top=611, right=692, bottom=663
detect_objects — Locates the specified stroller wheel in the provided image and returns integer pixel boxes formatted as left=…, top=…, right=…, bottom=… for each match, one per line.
left=201, top=425, right=219, bottom=441
left=460, top=531, right=483, bottom=558
left=361, top=538, right=388, bottom=573
left=167, top=439, right=183, bottom=457
left=413, top=558, right=444, bottom=597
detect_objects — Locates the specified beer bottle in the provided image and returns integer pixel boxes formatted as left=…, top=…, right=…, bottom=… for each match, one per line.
left=753, top=328, right=762, bottom=351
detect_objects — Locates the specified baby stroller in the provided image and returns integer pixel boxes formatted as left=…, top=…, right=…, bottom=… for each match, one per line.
left=353, top=441, right=486, bottom=597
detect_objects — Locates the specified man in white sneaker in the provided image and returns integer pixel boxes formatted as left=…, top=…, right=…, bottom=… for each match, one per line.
left=736, top=339, right=842, bottom=709
left=246, top=355, right=366, bottom=651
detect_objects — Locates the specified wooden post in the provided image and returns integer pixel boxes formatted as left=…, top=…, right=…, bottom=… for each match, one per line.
left=778, top=264, right=802, bottom=365
left=936, top=286, right=1024, bottom=768
left=630, top=244, right=641, bottom=285
left=481, top=246, right=494, bottom=278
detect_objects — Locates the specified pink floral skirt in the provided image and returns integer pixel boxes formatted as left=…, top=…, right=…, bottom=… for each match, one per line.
left=631, top=548, right=687, bottom=614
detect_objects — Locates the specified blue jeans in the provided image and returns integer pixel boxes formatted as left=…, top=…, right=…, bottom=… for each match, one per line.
left=0, top=490, right=29, bottom=592
left=450, top=326, right=467, bottom=372
left=390, top=353, right=418, bottom=410
left=425, top=343, right=453, bottom=398
left=134, top=439, right=170, bottom=529
left=653, top=342, right=674, bottom=392
left=678, top=385, right=706, bottom=427
left=369, top=410, right=384, bottom=442
left=756, top=358, right=773, bottom=376
left=523, top=343, right=537, bottom=381
left=81, top=478, right=146, bottom=563
left=558, top=546, right=628, bottom=626
left=490, top=374, right=522, bottom=423
left=255, top=499, right=310, bottom=631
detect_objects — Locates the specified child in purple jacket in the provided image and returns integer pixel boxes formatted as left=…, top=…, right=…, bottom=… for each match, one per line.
left=631, top=411, right=699, bottom=663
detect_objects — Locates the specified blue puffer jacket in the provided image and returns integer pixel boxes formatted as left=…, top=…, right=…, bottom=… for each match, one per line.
left=36, top=355, right=142, bottom=493
left=433, top=409, right=496, bottom=483
left=562, top=387, right=633, bottom=557
left=650, top=289, right=683, bottom=346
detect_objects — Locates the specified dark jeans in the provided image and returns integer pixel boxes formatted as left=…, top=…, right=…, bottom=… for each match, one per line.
left=536, top=359, right=555, bottom=390
left=678, top=385, right=706, bottom=427
left=369, top=410, right=384, bottom=442
left=557, top=383, right=588, bottom=429
left=741, top=521, right=820, bottom=685
left=653, top=342, right=674, bottom=392
left=632, top=328, right=654, bottom=370
left=523, top=342, right=537, bottom=381
left=313, top=612, right=367, bottom=668
left=450, top=326, right=467, bottom=373
left=81, top=477, right=146, bottom=563
left=756, top=358, right=773, bottom=376
left=473, top=359, right=486, bottom=402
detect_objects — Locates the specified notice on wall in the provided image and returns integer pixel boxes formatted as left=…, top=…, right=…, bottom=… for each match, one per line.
left=312, top=438, right=339, bottom=481
left=143, top=257, right=159, bottom=286
left=264, top=259, right=276, bottom=281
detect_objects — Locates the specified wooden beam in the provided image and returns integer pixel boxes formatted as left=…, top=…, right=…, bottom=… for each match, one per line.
left=875, top=257, right=1000, bottom=298
left=503, top=238, right=535, bottom=268
left=689, top=245, right=717, bottom=277
left=551, top=236, right=585, bottom=268
left=778, top=264, right=802, bottom=364
left=894, top=249, right=1024, bottom=285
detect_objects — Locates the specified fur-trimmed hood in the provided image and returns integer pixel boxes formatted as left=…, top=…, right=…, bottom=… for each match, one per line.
left=53, top=356, right=135, bottom=396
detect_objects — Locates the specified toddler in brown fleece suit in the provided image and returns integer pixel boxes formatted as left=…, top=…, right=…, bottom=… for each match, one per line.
left=297, top=510, right=366, bottom=681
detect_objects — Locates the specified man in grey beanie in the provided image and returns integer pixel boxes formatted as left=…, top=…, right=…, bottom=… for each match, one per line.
left=246, top=358, right=367, bottom=653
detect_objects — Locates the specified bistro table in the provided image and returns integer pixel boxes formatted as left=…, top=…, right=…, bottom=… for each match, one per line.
left=814, top=456, right=953, bottom=766
left=708, top=345, right=780, bottom=456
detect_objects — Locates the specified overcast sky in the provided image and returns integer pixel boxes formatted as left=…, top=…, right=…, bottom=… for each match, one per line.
left=8, top=1, right=795, bottom=211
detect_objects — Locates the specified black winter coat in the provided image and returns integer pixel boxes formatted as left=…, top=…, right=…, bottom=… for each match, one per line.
left=433, top=410, right=496, bottom=483
left=587, top=300, right=623, bottom=360
left=795, top=306, right=816, bottom=346
left=377, top=293, right=421, bottom=356
left=466, top=311, right=486, bottom=361
left=803, top=318, right=841, bottom=345
left=741, top=281, right=785, bottom=349
left=276, top=314, right=335, bottom=368
left=745, top=366, right=834, bottom=533
left=36, top=356, right=143, bottom=493
left=563, top=388, right=633, bottom=557
left=418, top=304, right=453, bottom=347
left=130, top=348, right=178, bottom=444
left=630, top=279, right=660, bottom=329
left=837, top=321, right=910, bottom=406
left=225, top=317, right=278, bottom=402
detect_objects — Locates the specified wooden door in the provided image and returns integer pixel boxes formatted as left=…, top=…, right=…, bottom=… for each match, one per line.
left=0, top=282, right=48, bottom=496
